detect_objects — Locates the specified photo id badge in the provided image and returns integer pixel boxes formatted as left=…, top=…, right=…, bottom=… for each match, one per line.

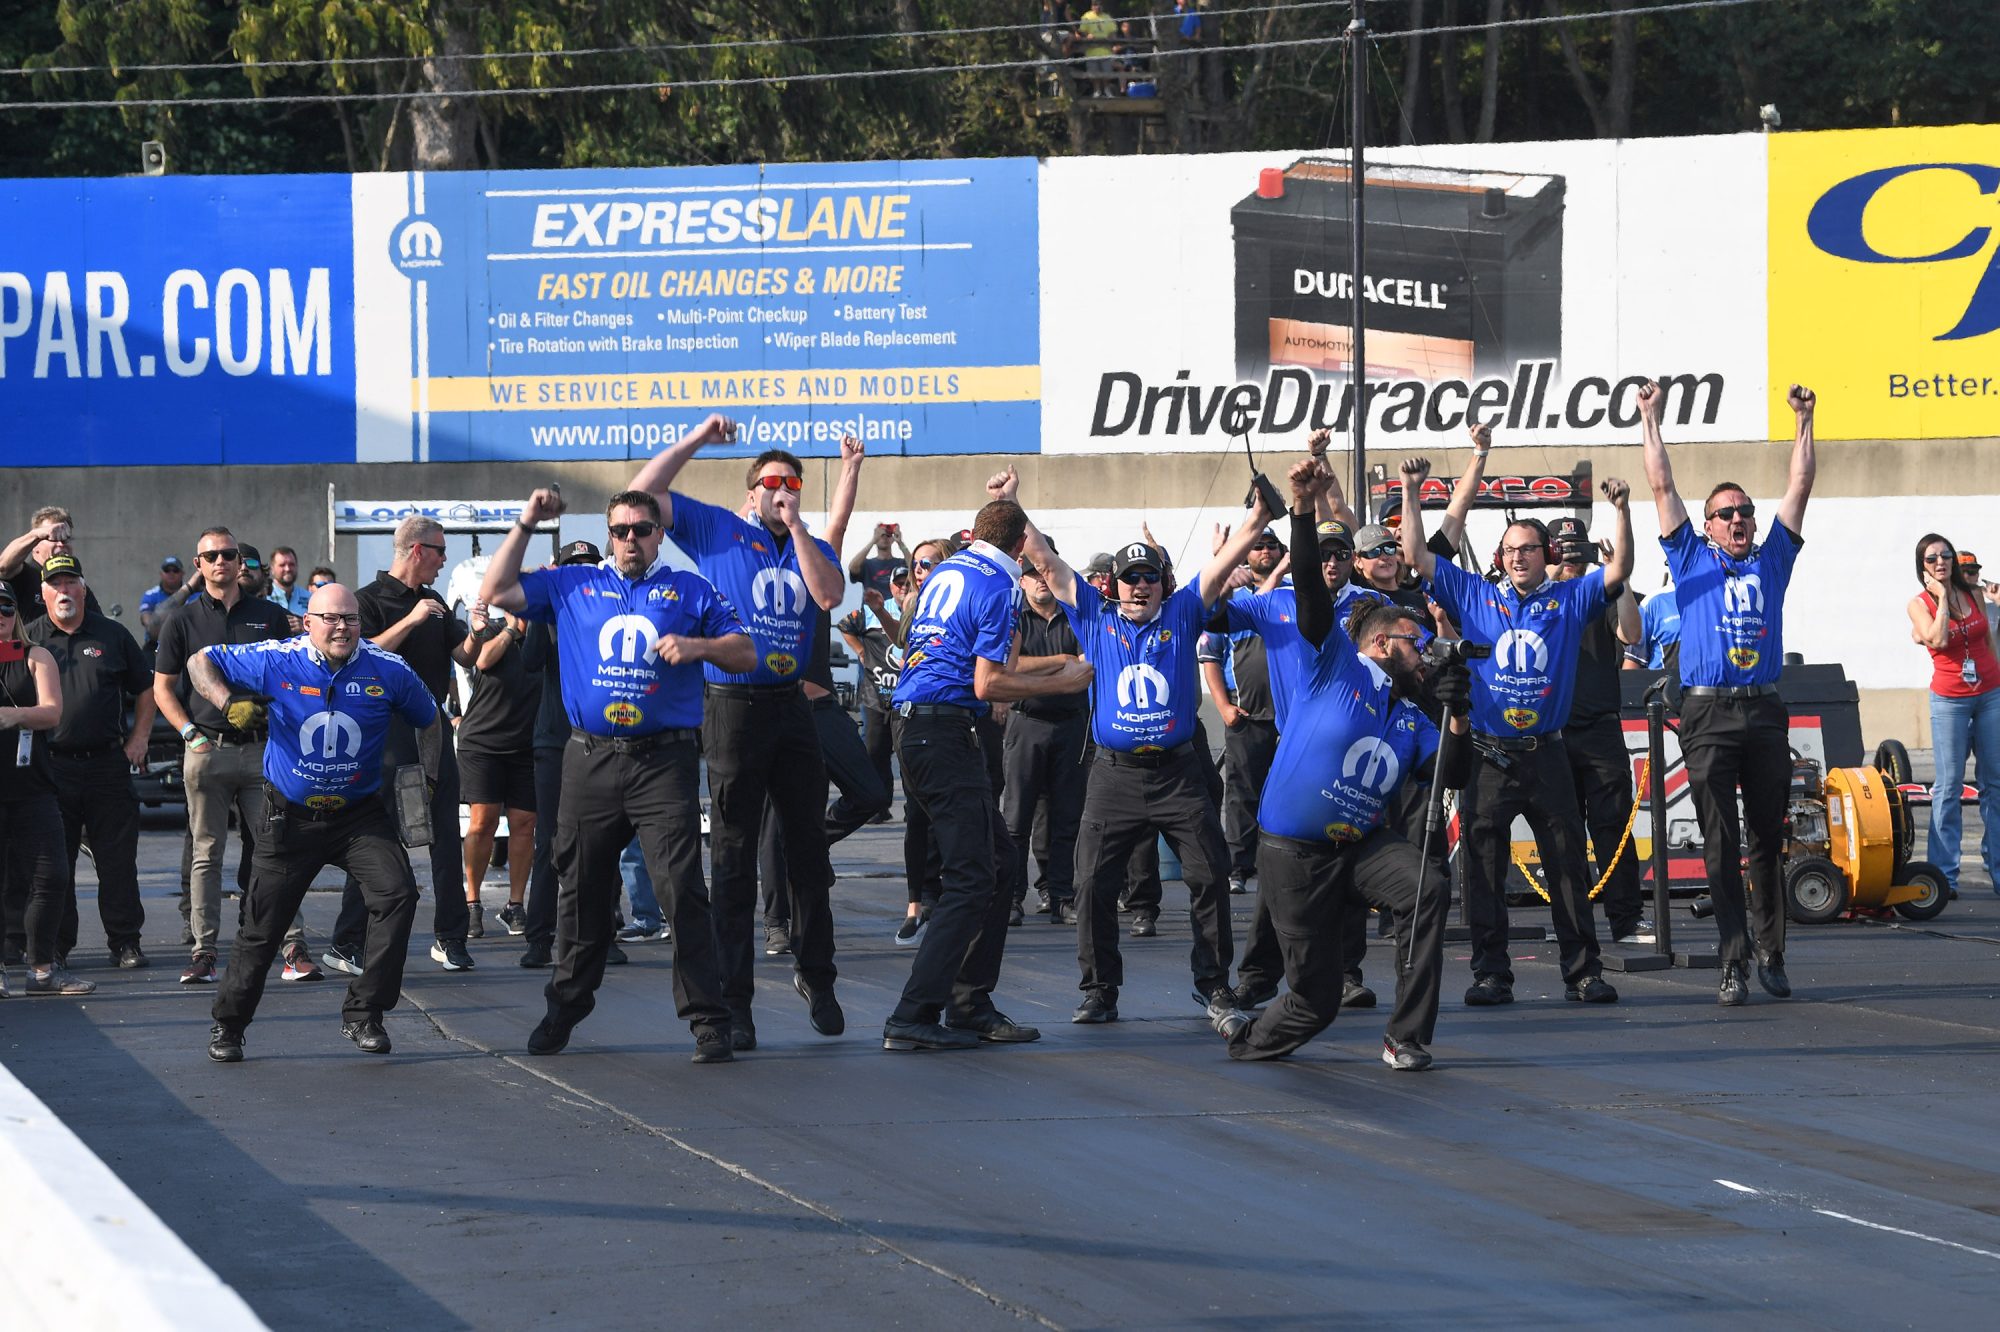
left=15, top=729, right=31, bottom=768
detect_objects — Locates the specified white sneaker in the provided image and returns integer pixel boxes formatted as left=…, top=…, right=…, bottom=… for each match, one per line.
left=1615, top=918, right=1657, bottom=945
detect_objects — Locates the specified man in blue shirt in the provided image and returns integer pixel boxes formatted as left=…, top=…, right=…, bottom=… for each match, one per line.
left=1222, top=458, right=1472, bottom=1067
left=1026, top=482, right=1274, bottom=1027
left=627, top=416, right=850, bottom=1050
left=1400, top=451, right=1633, bottom=1008
left=1641, top=380, right=1817, bottom=1005
left=885, top=477, right=1094, bottom=1051
left=482, top=483, right=756, bottom=1062
left=1625, top=578, right=1681, bottom=674
left=191, top=583, right=440, bottom=1062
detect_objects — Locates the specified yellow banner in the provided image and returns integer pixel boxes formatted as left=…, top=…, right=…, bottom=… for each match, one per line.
left=418, top=365, right=1040, bottom=413
left=1769, top=125, right=2000, bottom=440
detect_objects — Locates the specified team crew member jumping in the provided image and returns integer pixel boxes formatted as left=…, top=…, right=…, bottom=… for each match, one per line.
left=627, top=414, right=848, bottom=1049
left=1222, top=458, right=1469, bottom=1068
left=482, top=485, right=753, bottom=1061
left=197, top=584, right=440, bottom=1062
left=1641, top=380, right=1818, bottom=1006
left=884, top=477, right=1092, bottom=1051
left=1400, top=450, right=1633, bottom=1007
left=1023, top=473, right=1274, bottom=1027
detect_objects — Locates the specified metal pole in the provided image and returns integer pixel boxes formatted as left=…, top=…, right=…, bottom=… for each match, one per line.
left=1647, top=692, right=1674, bottom=958
left=1347, top=0, right=1369, bottom=518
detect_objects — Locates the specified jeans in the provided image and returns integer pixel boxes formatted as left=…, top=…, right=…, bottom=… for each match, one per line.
left=1927, top=687, right=2000, bottom=891
left=620, top=835, right=661, bottom=930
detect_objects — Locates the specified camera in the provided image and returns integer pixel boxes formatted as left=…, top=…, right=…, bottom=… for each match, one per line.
left=1422, top=637, right=1491, bottom=670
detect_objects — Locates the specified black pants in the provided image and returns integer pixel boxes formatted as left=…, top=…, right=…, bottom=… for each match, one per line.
left=51, top=750, right=144, bottom=954
left=1461, top=739, right=1604, bottom=986
left=546, top=733, right=727, bottom=1031
left=2, top=794, right=68, bottom=966
left=525, top=744, right=563, bottom=946
left=1222, top=718, right=1279, bottom=878
left=334, top=729, right=467, bottom=948
left=1001, top=712, right=1088, bottom=908
left=1565, top=712, right=1646, bottom=936
left=891, top=710, right=1013, bottom=1025
left=213, top=795, right=418, bottom=1031
left=762, top=696, right=893, bottom=926
left=1679, top=692, right=1790, bottom=964
left=862, top=703, right=895, bottom=809
left=1233, top=828, right=1447, bottom=1059
left=1072, top=745, right=1234, bottom=1000
left=702, top=687, right=836, bottom=1028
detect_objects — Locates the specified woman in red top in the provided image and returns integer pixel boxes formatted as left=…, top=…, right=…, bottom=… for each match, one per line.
left=1907, top=532, right=2000, bottom=897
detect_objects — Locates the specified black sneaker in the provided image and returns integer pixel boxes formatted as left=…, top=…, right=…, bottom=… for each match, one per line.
left=881, top=1017, right=979, bottom=1051
left=1756, top=954, right=1791, bottom=998
left=527, top=1013, right=576, bottom=1056
left=1464, top=975, right=1514, bottom=1007
left=691, top=1028, right=735, bottom=1063
left=1072, top=991, right=1119, bottom=1024
left=179, top=952, right=218, bottom=985
left=519, top=939, right=553, bottom=968
left=1382, top=1035, right=1434, bottom=1071
left=1566, top=976, right=1620, bottom=1004
left=466, top=903, right=485, bottom=939
left=207, top=1024, right=244, bottom=1063
left=764, top=924, right=792, bottom=956
left=731, top=1022, right=757, bottom=1052
left=341, top=1019, right=392, bottom=1054
left=1718, top=960, right=1749, bottom=1007
left=113, top=944, right=149, bottom=970
left=430, top=939, right=476, bottom=971
left=321, top=942, right=364, bottom=976
left=1051, top=900, right=1076, bottom=925
left=1007, top=903, right=1024, bottom=927
left=1129, top=912, right=1158, bottom=938
left=795, top=973, right=846, bottom=1037
left=619, top=921, right=667, bottom=944
left=605, top=941, right=628, bottom=966
left=496, top=903, right=528, bottom=936
left=1236, top=979, right=1278, bottom=1011
left=1341, top=980, right=1378, bottom=1009
left=893, top=915, right=925, bottom=948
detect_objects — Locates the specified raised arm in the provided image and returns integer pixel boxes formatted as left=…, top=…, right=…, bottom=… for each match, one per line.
left=1637, top=380, right=1690, bottom=535
left=0, top=646, right=61, bottom=730
left=1613, top=584, right=1642, bottom=646
left=1775, top=384, right=1816, bottom=536
left=824, top=435, right=865, bottom=558
left=1287, top=458, right=1335, bottom=648
left=1200, top=490, right=1274, bottom=610
left=996, top=466, right=1080, bottom=609
left=1397, top=457, right=1440, bottom=582
left=1435, top=425, right=1493, bottom=553
left=480, top=488, right=565, bottom=613
left=1908, top=581, right=1953, bottom=650
left=625, top=412, right=738, bottom=528
left=1308, top=428, right=1363, bottom=530
left=768, top=485, right=843, bottom=610
left=1601, top=477, right=1634, bottom=598
left=0, top=516, right=64, bottom=580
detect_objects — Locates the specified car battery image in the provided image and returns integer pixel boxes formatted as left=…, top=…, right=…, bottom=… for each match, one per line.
left=1232, top=159, right=1564, bottom=383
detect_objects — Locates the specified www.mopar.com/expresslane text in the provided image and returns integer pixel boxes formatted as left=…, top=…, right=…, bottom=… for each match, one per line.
left=528, top=415, right=920, bottom=451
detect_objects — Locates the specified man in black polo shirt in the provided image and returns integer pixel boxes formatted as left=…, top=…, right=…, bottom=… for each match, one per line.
left=153, top=525, right=297, bottom=984
left=1001, top=548, right=1089, bottom=926
left=324, top=515, right=478, bottom=974
left=26, top=555, right=155, bottom=969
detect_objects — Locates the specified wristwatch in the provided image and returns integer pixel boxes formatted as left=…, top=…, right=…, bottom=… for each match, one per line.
left=178, top=722, right=200, bottom=741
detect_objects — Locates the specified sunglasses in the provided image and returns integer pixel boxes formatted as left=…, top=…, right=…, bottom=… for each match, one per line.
left=0, top=603, right=16, bottom=616
left=1119, top=570, right=1162, bottom=585
left=1380, top=632, right=1423, bottom=644
left=1359, top=543, right=1399, bottom=560
left=416, top=542, right=447, bottom=556
left=1923, top=551, right=1956, bottom=565
left=1250, top=540, right=1282, bottom=551
left=1322, top=546, right=1354, bottom=561
left=754, top=475, right=804, bottom=492
left=197, top=548, right=241, bottom=563
left=310, top=579, right=332, bottom=589
left=915, top=557, right=937, bottom=569
left=1706, top=503, right=1755, bottom=522
left=308, top=612, right=360, bottom=626
left=608, top=522, right=660, bottom=540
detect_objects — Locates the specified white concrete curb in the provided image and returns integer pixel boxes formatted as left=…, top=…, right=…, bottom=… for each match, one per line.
left=0, top=1060, right=266, bottom=1331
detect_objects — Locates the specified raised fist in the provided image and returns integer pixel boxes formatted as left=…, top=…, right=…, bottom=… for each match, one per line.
left=1601, top=477, right=1631, bottom=508
left=986, top=464, right=1020, bottom=502
left=772, top=488, right=801, bottom=527
left=1307, top=427, right=1332, bottom=457
left=1788, top=383, right=1816, bottom=417
left=1287, top=457, right=1327, bottom=506
left=1466, top=423, right=1492, bottom=452
left=841, top=434, right=865, bottom=464
left=1636, top=380, right=1663, bottom=425
left=1401, top=457, right=1432, bottom=486
left=693, top=413, right=738, bottom=446
left=523, top=486, right=566, bottom=525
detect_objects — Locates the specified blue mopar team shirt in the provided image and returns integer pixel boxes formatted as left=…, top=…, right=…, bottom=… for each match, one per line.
left=1215, top=581, right=1386, bottom=732
left=204, top=638, right=437, bottom=808
left=1257, top=617, right=1440, bottom=845
left=891, top=541, right=1023, bottom=714
left=517, top=562, right=748, bottom=735
left=1061, top=573, right=1208, bottom=753
left=1427, top=558, right=1606, bottom=737
left=669, top=493, right=836, bottom=686
left=1634, top=585, right=1682, bottom=669
left=1662, top=519, right=1800, bottom=688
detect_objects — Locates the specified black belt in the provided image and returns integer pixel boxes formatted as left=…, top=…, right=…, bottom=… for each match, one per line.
left=1096, top=740, right=1194, bottom=769
left=898, top=702, right=975, bottom=719
left=265, top=786, right=362, bottom=822
left=197, top=727, right=265, bottom=747
left=706, top=682, right=800, bottom=698
left=1014, top=704, right=1087, bottom=723
left=1476, top=729, right=1563, bottom=752
left=1683, top=684, right=1780, bottom=699
left=50, top=740, right=124, bottom=758
left=570, top=726, right=698, bottom=754
left=1262, top=830, right=1361, bottom=854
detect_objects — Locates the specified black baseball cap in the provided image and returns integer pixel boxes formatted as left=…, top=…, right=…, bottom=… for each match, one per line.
left=161, top=554, right=183, bottom=570
left=558, top=539, right=603, bottom=566
left=1111, top=541, right=1162, bottom=579
left=1317, top=520, right=1354, bottom=557
left=237, top=543, right=263, bottom=571
left=42, top=553, right=84, bottom=580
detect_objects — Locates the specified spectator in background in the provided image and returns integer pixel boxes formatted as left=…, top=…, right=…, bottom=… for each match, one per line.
left=1958, top=553, right=1998, bottom=635
left=139, top=555, right=185, bottom=648
left=848, top=523, right=912, bottom=600
left=1908, top=533, right=2000, bottom=899
left=307, top=565, right=337, bottom=593
left=1078, top=1, right=1118, bottom=96
left=1624, top=572, right=1681, bottom=673
left=2, top=506, right=100, bottom=626
left=268, top=546, right=312, bottom=617
left=458, top=603, right=542, bottom=942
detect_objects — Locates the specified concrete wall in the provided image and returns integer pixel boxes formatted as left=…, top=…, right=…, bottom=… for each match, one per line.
left=6, top=432, right=1992, bottom=752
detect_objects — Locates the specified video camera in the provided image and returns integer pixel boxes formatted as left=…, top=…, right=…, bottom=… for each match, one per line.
left=1422, top=637, right=1492, bottom=670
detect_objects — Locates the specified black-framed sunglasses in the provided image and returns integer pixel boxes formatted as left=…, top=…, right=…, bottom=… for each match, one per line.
left=196, top=548, right=241, bottom=563
left=1249, top=539, right=1283, bottom=551
left=0, top=602, right=16, bottom=617
left=1379, top=632, right=1422, bottom=644
left=1119, top=570, right=1162, bottom=585
left=1359, top=543, right=1399, bottom=560
left=1322, top=546, right=1354, bottom=562
left=754, top=475, right=804, bottom=492
left=608, top=522, right=660, bottom=540
left=416, top=542, right=447, bottom=556
left=1922, top=551, right=1956, bottom=565
left=1706, top=503, right=1755, bottom=522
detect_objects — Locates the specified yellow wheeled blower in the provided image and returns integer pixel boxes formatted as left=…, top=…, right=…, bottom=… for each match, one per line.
left=1780, top=749, right=1951, bottom=924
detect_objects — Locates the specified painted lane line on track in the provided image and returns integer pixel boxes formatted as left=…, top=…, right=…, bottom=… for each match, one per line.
left=1717, top=1180, right=2000, bottom=1263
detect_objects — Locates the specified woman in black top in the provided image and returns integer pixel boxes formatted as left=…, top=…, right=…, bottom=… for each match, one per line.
left=458, top=605, right=543, bottom=939
left=0, top=585, right=91, bottom=996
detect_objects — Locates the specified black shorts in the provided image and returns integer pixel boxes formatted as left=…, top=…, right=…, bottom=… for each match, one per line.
left=458, top=747, right=537, bottom=811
